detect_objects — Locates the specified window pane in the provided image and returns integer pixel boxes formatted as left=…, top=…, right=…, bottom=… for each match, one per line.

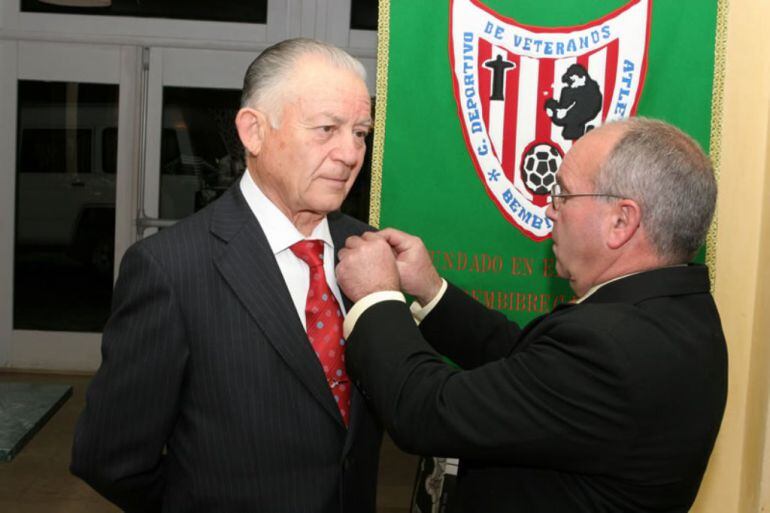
left=351, top=0, right=378, bottom=30
left=14, top=80, right=118, bottom=332
left=21, top=0, right=267, bottom=24
left=158, top=87, right=244, bottom=219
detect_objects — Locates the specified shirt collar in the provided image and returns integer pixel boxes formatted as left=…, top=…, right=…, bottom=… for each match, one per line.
left=239, top=170, right=333, bottom=255
left=577, top=273, right=636, bottom=304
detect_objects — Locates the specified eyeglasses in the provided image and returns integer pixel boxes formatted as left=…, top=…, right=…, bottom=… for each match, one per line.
left=549, top=182, right=627, bottom=210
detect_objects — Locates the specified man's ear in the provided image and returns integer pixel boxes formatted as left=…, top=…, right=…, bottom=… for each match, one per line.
left=235, top=107, right=269, bottom=157
left=607, top=199, right=642, bottom=250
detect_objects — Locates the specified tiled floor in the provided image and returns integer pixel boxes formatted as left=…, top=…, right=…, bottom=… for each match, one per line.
left=0, top=371, right=418, bottom=513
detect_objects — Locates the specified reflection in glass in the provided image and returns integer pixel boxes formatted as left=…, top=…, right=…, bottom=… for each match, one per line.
left=159, top=87, right=245, bottom=219
left=21, top=0, right=267, bottom=24
left=14, top=81, right=118, bottom=332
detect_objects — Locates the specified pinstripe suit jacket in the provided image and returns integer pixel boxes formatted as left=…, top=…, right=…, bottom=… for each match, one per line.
left=71, top=185, right=382, bottom=513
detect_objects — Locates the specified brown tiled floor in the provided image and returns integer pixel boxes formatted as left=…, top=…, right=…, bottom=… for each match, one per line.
left=0, top=371, right=418, bottom=513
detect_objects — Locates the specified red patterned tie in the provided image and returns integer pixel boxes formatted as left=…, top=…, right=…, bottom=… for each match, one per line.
left=290, top=240, right=350, bottom=427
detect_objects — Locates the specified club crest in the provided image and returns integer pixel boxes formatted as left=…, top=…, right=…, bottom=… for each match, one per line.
left=449, top=0, right=651, bottom=240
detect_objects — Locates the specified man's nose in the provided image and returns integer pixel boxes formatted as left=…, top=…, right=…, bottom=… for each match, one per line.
left=545, top=201, right=557, bottom=222
left=331, top=134, right=362, bottom=167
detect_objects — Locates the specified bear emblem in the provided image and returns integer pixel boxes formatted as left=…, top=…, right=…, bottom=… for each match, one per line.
left=544, top=64, right=603, bottom=140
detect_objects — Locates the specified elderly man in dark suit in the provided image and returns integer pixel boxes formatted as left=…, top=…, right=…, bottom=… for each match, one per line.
left=71, top=38, right=381, bottom=512
left=336, top=118, right=727, bottom=513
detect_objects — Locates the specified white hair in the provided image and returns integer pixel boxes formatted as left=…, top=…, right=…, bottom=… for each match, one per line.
left=241, top=38, right=367, bottom=126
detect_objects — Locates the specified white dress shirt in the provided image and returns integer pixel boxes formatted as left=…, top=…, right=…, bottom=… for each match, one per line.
left=342, top=281, right=452, bottom=338
left=239, top=171, right=346, bottom=330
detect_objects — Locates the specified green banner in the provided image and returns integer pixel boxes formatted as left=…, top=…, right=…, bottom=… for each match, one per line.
left=372, top=0, right=723, bottom=324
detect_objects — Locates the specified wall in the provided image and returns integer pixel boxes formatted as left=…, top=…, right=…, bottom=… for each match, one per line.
left=693, top=0, right=770, bottom=511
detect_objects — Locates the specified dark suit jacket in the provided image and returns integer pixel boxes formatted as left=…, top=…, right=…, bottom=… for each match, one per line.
left=346, top=265, right=727, bottom=513
left=71, top=185, right=382, bottom=513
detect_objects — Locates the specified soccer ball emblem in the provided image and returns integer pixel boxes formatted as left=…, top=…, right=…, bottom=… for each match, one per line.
left=520, top=142, right=562, bottom=195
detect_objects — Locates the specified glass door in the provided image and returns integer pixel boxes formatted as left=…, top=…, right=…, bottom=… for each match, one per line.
left=137, top=47, right=254, bottom=238
left=0, top=44, right=253, bottom=369
left=0, top=41, right=140, bottom=369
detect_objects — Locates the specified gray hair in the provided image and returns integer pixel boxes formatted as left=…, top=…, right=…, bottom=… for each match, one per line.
left=241, top=38, right=367, bottom=125
left=594, top=117, right=716, bottom=263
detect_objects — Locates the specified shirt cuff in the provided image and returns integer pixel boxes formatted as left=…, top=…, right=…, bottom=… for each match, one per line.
left=343, top=290, right=406, bottom=338
left=409, top=279, right=448, bottom=323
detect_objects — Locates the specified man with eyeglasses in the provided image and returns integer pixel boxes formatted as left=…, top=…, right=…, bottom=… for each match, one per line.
left=334, top=117, right=727, bottom=512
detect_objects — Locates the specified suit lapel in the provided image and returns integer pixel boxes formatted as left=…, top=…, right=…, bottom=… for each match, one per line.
left=211, top=187, right=345, bottom=427
left=328, top=213, right=362, bottom=313
left=328, top=214, right=372, bottom=449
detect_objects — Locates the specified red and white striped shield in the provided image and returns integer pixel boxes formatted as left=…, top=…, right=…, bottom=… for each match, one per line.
left=449, top=0, right=651, bottom=241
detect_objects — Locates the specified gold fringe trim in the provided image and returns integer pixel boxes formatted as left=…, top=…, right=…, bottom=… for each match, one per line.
left=706, top=0, right=729, bottom=290
left=367, top=0, right=391, bottom=228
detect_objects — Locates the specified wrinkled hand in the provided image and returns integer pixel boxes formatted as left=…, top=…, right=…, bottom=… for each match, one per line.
left=336, top=232, right=400, bottom=303
left=378, top=228, right=442, bottom=306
